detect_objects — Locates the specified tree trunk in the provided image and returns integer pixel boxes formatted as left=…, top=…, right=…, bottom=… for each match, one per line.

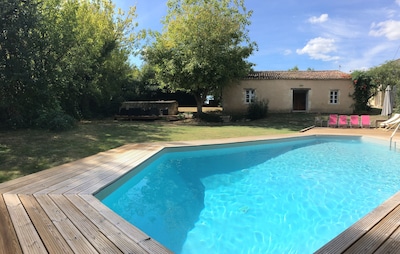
left=193, top=93, right=204, bottom=115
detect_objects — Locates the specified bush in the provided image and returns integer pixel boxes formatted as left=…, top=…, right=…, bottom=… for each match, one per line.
left=247, top=99, right=269, bottom=120
left=35, top=109, right=77, bottom=131
left=195, top=112, right=223, bottom=123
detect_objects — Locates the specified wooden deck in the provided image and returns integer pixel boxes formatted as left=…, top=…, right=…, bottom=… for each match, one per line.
left=0, top=143, right=172, bottom=254
left=1, top=128, right=400, bottom=253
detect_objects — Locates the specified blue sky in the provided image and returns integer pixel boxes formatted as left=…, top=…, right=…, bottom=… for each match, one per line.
left=114, top=0, right=400, bottom=73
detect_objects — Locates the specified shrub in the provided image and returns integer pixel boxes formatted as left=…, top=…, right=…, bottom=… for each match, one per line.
left=351, top=70, right=378, bottom=112
left=196, top=112, right=223, bottom=123
left=247, top=99, right=269, bottom=120
left=35, top=109, right=77, bottom=131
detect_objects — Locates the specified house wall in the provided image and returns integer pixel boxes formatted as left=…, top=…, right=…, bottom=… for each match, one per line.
left=222, top=79, right=354, bottom=114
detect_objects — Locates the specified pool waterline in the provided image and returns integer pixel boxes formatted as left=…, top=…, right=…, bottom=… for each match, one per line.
left=96, top=134, right=399, bottom=253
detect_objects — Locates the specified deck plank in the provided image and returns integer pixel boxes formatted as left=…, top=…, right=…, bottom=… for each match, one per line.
left=80, top=194, right=173, bottom=253
left=0, top=164, right=73, bottom=194
left=344, top=204, right=400, bottom=253
left=3, top=194, right=47, bottom=254
left=66, top=194, right=149, bottom=254
left=374, top=225, right=400, bottom=253
left=76, top=147, right=163, bottom=195
left=6, top=158, right=108, bottom=195
left=0, top=194, right=22, bottom=254
left=35, top=194, right=99, bottom=253
left=1, top=147, right=133, bottom=195
left=315, top=192, right=400, bottom=253
left=50, top=194, right=123, bottom=253
left=18, top=194, right=74, bottom=254
left=48, top=148, right=154, bottom=195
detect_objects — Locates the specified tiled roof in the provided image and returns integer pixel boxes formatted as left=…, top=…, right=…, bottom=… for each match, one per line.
left=245, top=70, right=352, bottom=80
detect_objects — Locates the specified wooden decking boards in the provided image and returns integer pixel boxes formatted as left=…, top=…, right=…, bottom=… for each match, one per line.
left=0, top=143, right=171, bottom=254
left=1, top=130, right=400, bottom=253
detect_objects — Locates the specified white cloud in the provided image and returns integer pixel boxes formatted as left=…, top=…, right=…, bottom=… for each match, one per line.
left=308, top=14, right=328, bottom=24
left=369, top=20, right=400, bottom=40
left=319, top=19, right=361, bottom=39
left=396, top=0, right=400, bottom=6
left=283, top=49, right=292, bottom=55
left=296, top=37, right=339, bottom=61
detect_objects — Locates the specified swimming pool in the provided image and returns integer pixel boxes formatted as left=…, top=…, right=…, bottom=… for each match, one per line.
left=96, top=136, right=400, bottom=253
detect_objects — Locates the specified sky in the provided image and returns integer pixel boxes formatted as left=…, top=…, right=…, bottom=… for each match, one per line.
left=114, top=0, right=400, bottom=73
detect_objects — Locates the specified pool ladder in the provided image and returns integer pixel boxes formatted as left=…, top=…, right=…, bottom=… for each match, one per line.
left=389, top=122, right=400, bottom=151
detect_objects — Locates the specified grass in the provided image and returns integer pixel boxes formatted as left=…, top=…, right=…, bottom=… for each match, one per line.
left=0, top=111, right=386, bottom=183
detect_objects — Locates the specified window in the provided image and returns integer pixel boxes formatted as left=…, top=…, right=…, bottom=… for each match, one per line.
left=330, top=90, right=339, bottom=104
left=245, top=89, right=255, bottom=104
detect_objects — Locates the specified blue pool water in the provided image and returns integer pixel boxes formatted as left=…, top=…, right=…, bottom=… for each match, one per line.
left=97, top=136, right=400, bottom=253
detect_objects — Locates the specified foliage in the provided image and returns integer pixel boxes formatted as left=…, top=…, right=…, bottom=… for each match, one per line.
left=247, top=99, right=269, bottom=120
left=351, top=70, right=378, bottom=112
left=35, top=108, right=77, bottom=131
left=0, top=0, right=56, bottom=127
left=368, top=59, right=400, bottom=112
left=145, top=0, right=257, bottom=114
left=0, top=0, right=142, bottom=128
left=196, top=112, right=223, bottom=122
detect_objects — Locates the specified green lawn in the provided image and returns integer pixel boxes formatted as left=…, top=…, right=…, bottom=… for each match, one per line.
left=0, top=111, right=385, bottom=183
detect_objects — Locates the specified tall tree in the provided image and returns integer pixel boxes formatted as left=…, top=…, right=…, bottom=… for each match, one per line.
left=0, top=0, right=55, bottom=126
left=45, top=0, right=139, bottom=118
left=0, top=0, right=142, bottom=127
left=145, top=0, right=257, bottom=114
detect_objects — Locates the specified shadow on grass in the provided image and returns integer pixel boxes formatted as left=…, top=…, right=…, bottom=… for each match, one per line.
left=0, top=121, right=168, bottom=182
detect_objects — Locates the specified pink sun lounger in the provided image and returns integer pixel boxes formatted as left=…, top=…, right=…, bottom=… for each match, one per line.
left=350, top=115, right=360, bottom=128
left=360, top=115, right=370, bottom=128
left=338, top=115, right=348, bottom=128
left=327, top=114, right=338, bottom=127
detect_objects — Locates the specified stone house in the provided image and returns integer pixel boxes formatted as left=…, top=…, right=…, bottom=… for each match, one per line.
left=222, top=70, right=354, bottom=114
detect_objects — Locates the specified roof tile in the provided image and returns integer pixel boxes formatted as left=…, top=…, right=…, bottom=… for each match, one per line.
left=246, top=70, right=352, bottom=80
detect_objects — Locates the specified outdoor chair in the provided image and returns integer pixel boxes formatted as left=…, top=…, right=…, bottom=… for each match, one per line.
left=379, top=113, right=400, bottom=128
left=327, top=114, right=338, bottom=127
left=385, top=117, right=400, bottom=130
left=338, top=115, right=348, bottom=128
left=350, top=115, right=360, bottom=128
left=360, top=115, right=371, bottom=128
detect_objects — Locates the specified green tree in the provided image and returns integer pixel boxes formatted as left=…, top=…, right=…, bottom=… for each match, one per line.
left=46, top=0, right=140, bottom=118
left=351, top=70, right=378, bottom=112
left=0, top=0, right=56, bottom=126
left=368, top=59, right=400, bottom=112
left=0, top=0, right=143, bottom=128
left=145, top=0, right=257, bottom=114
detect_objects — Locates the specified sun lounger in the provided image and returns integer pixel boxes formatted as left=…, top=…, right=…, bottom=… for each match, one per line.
left=360, top=115, right=370, bottom=128
left=385, top=117, right=400, bottom=130
left=380, top=113, right=400, bottom=128
left=327, top=114, right=338, bottom=127
left=338, top=115, right=348, bottom=128
left=350, top=115, right=359, bottom=128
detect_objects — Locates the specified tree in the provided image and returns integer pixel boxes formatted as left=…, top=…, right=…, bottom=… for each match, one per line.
left=145, top=0, right=257, bottom=114
left=44, top=0, right=140, bottom=118
left=368, top=59, right=400, bottom=112
left=0, top=0, right=59, bottom=126
left=351, top=70, right=379, bottom=112
left=0, top=0, right=142, bottom=127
